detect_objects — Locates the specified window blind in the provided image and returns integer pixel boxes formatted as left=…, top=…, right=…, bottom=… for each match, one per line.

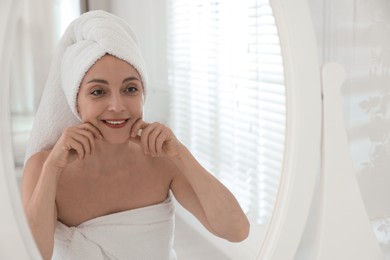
left=167, top=0, right=285, bottom=224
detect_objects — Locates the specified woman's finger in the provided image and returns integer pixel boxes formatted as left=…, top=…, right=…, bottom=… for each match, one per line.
left=70, top=132, right=92, bottom=156
left=76, top=128, right=96, bottom=154
left=140, top=122, right=159, bottom=154
left=130, top=119, right=149, bottom=138
left=128, top=118, right=141, bottom=138
left=78, top=122, right=103, bottom=140
left=66, top=127, right=93, bottom=155
left=148, top=124, right=164, bottom=156
left=155, top=130, right=168, bottom=156
left=66, top=138, right=85, bottom=160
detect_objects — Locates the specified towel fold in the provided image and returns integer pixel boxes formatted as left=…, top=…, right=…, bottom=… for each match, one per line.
left=52, top=196, right=176, bottom=260
left=25, top=10, right=148, bottom=163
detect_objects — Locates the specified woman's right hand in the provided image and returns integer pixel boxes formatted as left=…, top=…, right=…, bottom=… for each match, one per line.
left=47, top=123, right=102, bottom=168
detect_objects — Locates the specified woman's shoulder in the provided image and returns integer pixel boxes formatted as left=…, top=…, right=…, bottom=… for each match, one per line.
left=150, top=156, right=180, bottom=178
left=151, top=157, right=177, bottom=172
left=24, top=149, right=51, bottom=170
left=21, top=150, right=53, bottom=207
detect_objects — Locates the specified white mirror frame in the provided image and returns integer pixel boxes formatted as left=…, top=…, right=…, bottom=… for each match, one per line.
left=0, top=0, right=321, bottom=259
left=257, top=0, right=322, bottom=259
left=0, top=0, right=41, bottom=259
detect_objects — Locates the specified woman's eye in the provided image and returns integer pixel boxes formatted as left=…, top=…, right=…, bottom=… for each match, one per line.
left=91, top=89, right=104, bottom=96
left=125, top=86, right=138, bottom=94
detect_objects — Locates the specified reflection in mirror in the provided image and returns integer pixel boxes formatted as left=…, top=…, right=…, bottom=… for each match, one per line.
left=11, top=0, right=285, bottom=259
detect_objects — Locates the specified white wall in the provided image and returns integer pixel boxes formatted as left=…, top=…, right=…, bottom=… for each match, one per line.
left=308, top=0, right=390, bottom=253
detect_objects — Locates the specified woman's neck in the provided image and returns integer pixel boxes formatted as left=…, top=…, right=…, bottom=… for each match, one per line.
left=94, top=139, right=132, bottom=157
left=80, top=139, right=140, bottom=174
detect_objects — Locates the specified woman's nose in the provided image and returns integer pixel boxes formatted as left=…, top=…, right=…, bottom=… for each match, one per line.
left=108, top=93, right=125, bottom=112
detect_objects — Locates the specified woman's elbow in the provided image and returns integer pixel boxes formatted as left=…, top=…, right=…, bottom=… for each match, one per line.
left=227, top=217, right=250, bottom=242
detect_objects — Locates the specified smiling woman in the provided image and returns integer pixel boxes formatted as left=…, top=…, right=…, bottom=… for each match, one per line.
left=76, top=55, right=145, bottom=143
left=1, top=0, right=325, bottom=260
left=20, top=9, right=251, bottom=260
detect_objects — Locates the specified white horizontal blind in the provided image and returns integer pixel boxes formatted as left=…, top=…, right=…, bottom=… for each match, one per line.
left=167, top=0, right=285, bottom=224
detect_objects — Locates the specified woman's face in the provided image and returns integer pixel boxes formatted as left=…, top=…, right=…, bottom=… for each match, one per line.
left=77, top=54, right=144, bottom=144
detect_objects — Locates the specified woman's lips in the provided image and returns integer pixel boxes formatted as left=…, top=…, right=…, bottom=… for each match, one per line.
left=102, top=119, right=128, bottom=129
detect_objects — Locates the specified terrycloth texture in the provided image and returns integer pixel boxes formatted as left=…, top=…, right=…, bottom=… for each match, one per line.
left=24, top=10, right=148, bottom=163
left=52, top=196, right=176, bottom=260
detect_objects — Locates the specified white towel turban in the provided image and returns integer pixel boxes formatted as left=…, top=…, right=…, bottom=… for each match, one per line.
left=24, top=10, right=148, bottom=163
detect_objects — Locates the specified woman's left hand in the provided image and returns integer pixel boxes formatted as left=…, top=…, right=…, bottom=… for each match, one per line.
left=128, top=119, right=181, bottom=158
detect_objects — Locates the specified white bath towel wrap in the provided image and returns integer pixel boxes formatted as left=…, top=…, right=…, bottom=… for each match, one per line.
left=24, top=10, right=148, bottom=163
left=52, top=195, right=176, bottom=260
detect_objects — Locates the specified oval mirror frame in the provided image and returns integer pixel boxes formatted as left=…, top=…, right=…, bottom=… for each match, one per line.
left=0, top=0, right=41, bottom=259
left=0, top=0, right=321, bottom=259
left=257, top=0, right=322, bottom=259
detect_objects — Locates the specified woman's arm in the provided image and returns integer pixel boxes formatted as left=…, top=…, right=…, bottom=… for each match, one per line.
left=169, top=145, right=250, bottom=242
left=22, top=123, right=101, bottom=259
left=129, top=120, right=250, bottom=242
left=22, top=152, right=61, bottom=260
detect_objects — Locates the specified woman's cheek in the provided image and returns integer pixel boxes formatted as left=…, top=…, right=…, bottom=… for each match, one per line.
left=137, top=96, right=144, bottom=118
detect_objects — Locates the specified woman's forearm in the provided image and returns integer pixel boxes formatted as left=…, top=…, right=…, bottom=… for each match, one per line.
left=171, top=145, right=250, bottom=241
left=24, top=163, right=62, bottom=260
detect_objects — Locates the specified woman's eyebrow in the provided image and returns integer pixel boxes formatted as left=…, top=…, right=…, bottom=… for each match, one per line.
left=122, top=76, right=140, bottom=83
left=86, top=77, right=140, bottom=85
left=87, top=79, right=108, bottom=84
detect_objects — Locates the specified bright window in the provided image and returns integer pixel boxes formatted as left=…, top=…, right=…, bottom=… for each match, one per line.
left=54, top=0, right=81, bottom=39
left=167, top=0, right=285, bottom=225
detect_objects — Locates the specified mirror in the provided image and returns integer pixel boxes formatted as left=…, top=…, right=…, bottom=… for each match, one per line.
left=1, top=0, right=322, bottom=259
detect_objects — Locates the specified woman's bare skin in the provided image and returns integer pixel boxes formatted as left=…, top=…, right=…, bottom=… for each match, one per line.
left=22, top=55, right=250, bottom=259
